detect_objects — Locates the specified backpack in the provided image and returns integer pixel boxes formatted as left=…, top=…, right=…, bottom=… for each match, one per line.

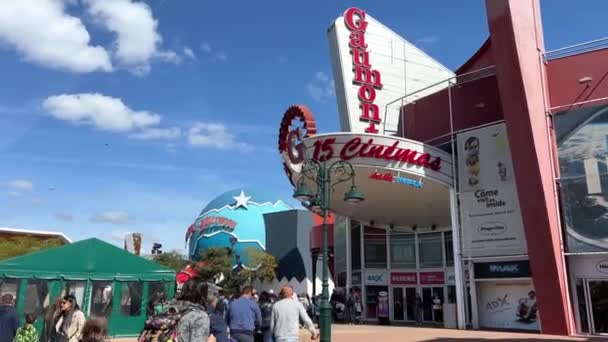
left=138, top=301, right=191, bottom=342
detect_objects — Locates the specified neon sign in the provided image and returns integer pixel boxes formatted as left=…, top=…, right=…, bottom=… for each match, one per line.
left=370, top=172, right=424, bottom=188
left=312, top=136, right=442, bottom=171
left=344, top=7, right=383, bottom=134
left=199, top=216, right=237, bottom=234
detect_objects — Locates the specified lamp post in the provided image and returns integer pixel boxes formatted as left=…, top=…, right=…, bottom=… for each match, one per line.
left=293, top=159, right=365, bottom=342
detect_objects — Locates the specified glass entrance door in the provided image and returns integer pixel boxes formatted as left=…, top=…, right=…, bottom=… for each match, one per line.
left=392, top=287, right=405, bottom=321
left=589, top=280, right=608, bottom=334
left=405, top=287, right=417, bottom=321
left=422, top=286, right=444, bottom=323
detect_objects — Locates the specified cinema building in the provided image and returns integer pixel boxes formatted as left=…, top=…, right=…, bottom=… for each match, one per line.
left=278, top=0, right=608, bottom=336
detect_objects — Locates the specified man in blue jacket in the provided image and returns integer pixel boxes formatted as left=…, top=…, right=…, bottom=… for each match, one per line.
left=0, top=294, right=19, bottom=342
left=227, top=286, right=262, bottom=342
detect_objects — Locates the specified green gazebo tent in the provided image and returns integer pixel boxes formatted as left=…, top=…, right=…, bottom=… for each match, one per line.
left=0, top=238, right=176, bottom=337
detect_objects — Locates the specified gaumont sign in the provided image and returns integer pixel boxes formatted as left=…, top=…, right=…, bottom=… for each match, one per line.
left=343, top=7, right=383, bottom=134
left=328, top=7, right=454, bottom=134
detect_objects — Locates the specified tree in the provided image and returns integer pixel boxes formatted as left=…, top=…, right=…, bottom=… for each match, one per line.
left=244, top=247, right=277, bottom=282
left=197, top=247, right=232, bottom=284
left=152, top=251, right=189, bottom=271
left=0, top=236, right=64, bottom=260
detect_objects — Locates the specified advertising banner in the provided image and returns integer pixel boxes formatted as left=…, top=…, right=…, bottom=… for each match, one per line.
left=457, top=123, right=527, bottom=258
left=419, top=271, right=445, bottom=285
left=477, top=281, right=539, bottom=331
left=390, top=272, right=417, bottom=285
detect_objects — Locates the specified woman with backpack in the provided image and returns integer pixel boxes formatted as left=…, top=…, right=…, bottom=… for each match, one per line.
left=176, top=278, right=210, bottom=342
left=55, top=295, right=85, bottom=342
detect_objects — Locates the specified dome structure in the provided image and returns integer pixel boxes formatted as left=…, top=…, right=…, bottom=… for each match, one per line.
left=186, top=188, right=292, bottom=268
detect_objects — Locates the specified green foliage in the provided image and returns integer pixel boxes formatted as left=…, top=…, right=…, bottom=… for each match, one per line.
left=244, top=247, right=277, bottom=282
left=0, top=236, right=64, bottom=260
left=197, top=247, right=233, bottom=283
left=195, top=247, right=277, bottom=296
left=152, top=251, right=189, bottom=271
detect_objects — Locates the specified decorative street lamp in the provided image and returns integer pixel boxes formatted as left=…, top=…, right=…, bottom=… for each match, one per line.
left=292, top=159, right=364, bottom=342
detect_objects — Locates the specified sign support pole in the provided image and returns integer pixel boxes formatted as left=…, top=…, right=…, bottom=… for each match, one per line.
left=450, top=187, right=467, bottom=330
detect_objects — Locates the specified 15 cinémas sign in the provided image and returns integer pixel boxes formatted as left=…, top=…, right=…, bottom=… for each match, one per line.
left=286, top=132, right=453, bottom=187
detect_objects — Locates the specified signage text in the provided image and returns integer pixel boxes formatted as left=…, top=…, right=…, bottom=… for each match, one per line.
left=370, top=172, right=423, bottom=188
left=199, top=216, right=237, bottom=234
left=344, top=7, right=384, bottom=134
left=312, top=137, right=442, bottom=171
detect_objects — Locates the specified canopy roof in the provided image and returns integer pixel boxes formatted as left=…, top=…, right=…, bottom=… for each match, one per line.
left=0, top=238, right=175, bottom=281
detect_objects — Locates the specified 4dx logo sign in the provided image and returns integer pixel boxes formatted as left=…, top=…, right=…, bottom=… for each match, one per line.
left=367, top=274, right=384, bottom=282
left=486, top=293, right=510, bottom=312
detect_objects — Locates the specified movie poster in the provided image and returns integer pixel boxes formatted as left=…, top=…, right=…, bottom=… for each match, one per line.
left=457, top=123, right=527, bottom=258
left=477, top=281, right=540, bottom=331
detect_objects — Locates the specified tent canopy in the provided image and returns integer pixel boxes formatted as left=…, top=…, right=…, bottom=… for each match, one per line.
left=0, top=238, right=175, bottom=281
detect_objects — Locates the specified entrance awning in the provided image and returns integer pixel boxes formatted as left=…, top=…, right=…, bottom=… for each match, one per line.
left=282, top=132, right=454, bottom=227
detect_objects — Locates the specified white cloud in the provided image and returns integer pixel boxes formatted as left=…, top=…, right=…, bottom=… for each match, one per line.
left=201, top=42, right=212, bottom=53
left=109, top=230, right=132, bottom=241
left=7, top=191, right=20, bottom=197
left=90, top=211, right=134, bottom=225
left=183, top=47, right=196, bottom=60
left=0, top=0, right=112, bottom=73
left=188, top=122, right=252, bottom=150
left=84, top=0, right=176, bottom=75
left=130, top=127, right=181, bottom=140
left=315, top=71, right=329, bottom=82
left=217, top=53, right=227, bottom=62
left=307, top=71, right=335, bottom=103
left=43, top=93, right=161, bottom=132
left=55, top=212, right=74, bottom=222
left=6, top=179, right=34, bottom=192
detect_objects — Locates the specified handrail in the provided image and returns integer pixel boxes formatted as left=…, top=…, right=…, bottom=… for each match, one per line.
left=545, top=37, right=608, bottom=60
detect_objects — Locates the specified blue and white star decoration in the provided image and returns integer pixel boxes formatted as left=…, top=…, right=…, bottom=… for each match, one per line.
left=232, top=190, right=252, bottom=209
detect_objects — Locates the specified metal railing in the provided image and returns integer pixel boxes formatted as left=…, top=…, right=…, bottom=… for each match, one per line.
left=545, top=37, right=608, bottom=61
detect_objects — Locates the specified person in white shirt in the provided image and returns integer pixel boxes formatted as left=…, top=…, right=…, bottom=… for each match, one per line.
left=270, top=286, right=318, bottom=342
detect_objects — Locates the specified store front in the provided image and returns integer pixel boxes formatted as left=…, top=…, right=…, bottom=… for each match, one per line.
left=472, top=260, right=538, bottom=331
left=568, top=255, right=608, bottom=335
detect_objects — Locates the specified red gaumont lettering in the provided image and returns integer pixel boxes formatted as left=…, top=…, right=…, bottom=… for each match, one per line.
left=344, top=7, right=383, bottom=134
left=312, top=137, right=442, bottom=172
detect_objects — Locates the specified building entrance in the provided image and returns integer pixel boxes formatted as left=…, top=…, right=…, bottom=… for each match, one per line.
left=578, top=279, right=608, bottom=335
left=391, top=286, right=417, bottom=321
left=422, top=286, right=444, bottom=323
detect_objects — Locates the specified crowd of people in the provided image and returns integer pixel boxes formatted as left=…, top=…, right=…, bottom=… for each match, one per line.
left=0, top=293, right=110, bottom=342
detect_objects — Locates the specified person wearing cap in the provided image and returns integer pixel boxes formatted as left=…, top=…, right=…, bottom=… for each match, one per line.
left=0, top=294, right=19, bottom=342
left=270, top=286, right=318, bottom=342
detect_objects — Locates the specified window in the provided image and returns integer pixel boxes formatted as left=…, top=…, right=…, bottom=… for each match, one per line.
left=23, top=280, right=50, bottom=316
left=419, top=233, right=443, bottom=268
left=334, top=215, right=348, bottom=274
left=444, top=232, right=454, bottom=267
left=91, top=282, right=113, bottom=317
left=119, top=282, right=143, bottom=317
left=351, top=220, right=362, bottom=271
left=364, top=226, right=387, bottom=268
left=147, top=282, right=168, bottom=316
left=62, top=281, right=86, bottom=310
left=0, top=279, right=19, bottom=302
left=390, top=232, right=416, bottom=269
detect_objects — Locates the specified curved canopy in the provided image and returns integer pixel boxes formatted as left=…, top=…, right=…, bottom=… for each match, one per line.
left=0, top=238, right=175, bottom=281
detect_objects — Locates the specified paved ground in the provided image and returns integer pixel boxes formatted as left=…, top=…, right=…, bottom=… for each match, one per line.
left=115, top=324, right=607, bottom=341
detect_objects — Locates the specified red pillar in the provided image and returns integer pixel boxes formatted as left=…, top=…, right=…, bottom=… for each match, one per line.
left=485, top=0, right=573, bottom=335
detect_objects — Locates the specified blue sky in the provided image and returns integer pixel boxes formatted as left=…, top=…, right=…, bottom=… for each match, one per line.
left=0, top=0, right=606, bottom=253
